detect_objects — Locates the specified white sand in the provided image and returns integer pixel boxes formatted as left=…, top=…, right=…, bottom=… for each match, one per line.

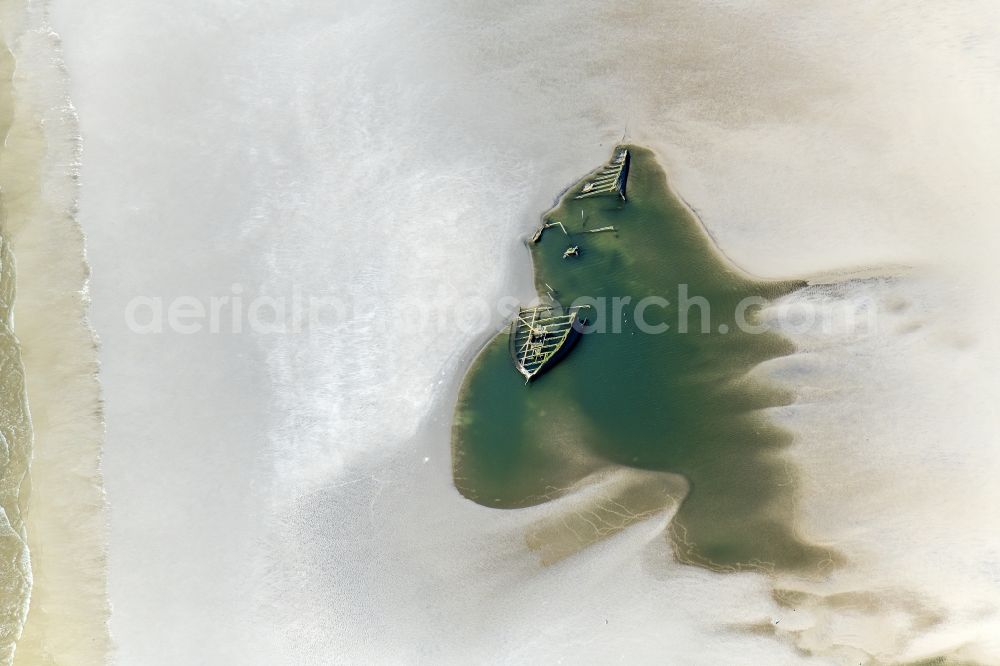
left=1, top=2, right=110, bottom=664
left=41, top=0, right=1000, bottom=663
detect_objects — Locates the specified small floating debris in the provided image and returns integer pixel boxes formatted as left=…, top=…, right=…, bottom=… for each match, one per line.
left=509, top=305, right=587, bottom=382
left=562, top=245, right=580, bottom=259
left=575, top=146, right=630, bottom=201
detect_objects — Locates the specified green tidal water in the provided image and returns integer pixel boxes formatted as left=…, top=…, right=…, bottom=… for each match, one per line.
left=452, top=146, right=835, bottom=573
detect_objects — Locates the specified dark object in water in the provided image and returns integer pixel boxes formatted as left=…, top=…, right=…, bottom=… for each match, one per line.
left=575, top=146, right=630, bottom=200
left=508, top=305, right=586, bottom=382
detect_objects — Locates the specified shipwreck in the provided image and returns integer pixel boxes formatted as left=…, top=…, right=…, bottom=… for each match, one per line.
left=508, top=305, right=587, bottom=382
left=575, top=146, right=630, bottom=200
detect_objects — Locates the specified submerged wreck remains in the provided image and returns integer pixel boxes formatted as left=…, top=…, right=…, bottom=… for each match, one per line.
left=509, top=306, right=587, bottom=382
left=575, top=146, right=630, bottom=200
left=510, top=145, right=630, bottom=382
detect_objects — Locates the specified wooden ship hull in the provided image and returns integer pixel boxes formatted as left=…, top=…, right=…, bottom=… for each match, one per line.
left=508, top=305, right=586, bottom=382
left=509, top=146, right=629, bottom=383
left=575, top=146, right=630, bottom=200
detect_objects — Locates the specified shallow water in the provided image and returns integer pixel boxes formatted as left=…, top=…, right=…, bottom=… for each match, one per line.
left=0, top=30, right=32, bottom=665
left=453, top=147, right=833, bottom=572
left=0, top=235, right=32, bottom=666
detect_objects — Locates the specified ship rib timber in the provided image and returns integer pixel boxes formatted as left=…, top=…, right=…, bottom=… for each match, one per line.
left=575, top=146, right=630, bottom=200
left=508, top=305, right=586, bottom=382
